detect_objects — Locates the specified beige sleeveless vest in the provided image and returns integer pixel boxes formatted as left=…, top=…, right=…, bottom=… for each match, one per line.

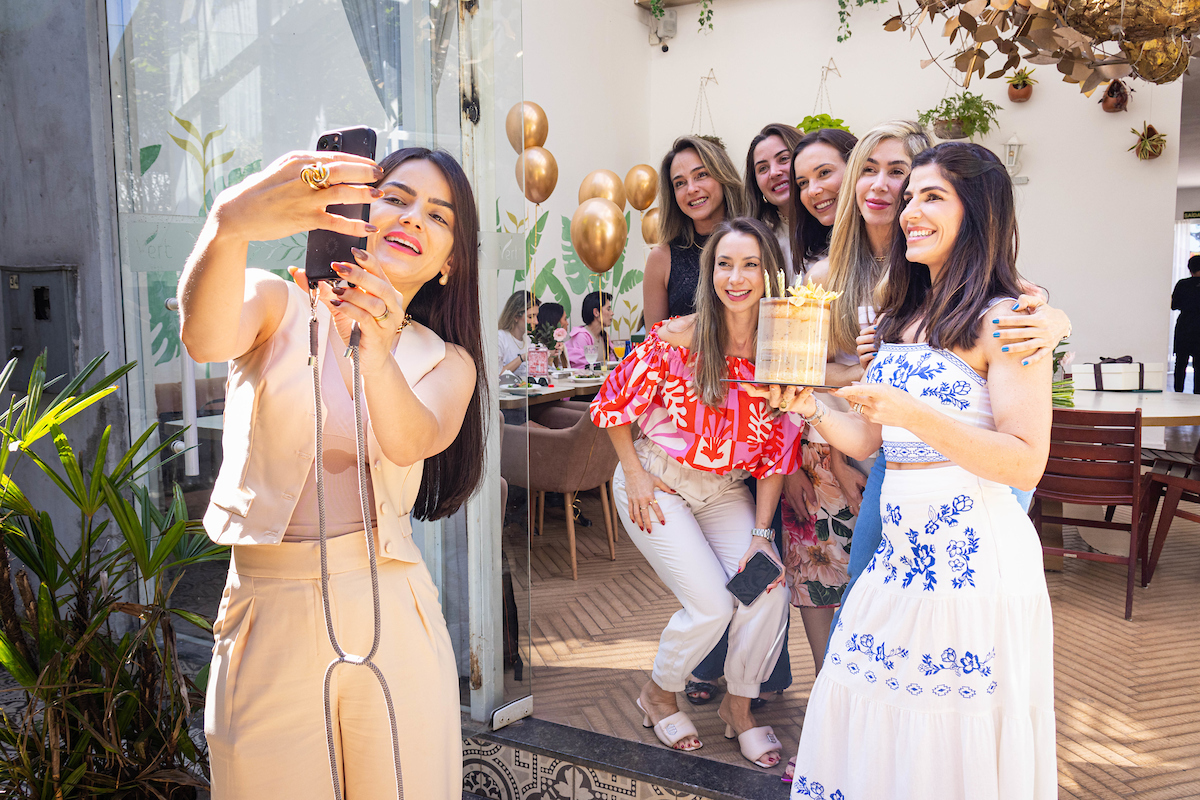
left=203, top=282, right=446, bottom=562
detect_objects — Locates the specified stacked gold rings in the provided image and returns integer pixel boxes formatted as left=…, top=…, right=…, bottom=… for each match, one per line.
left=853, top=403, right=864, bottom=414
left=300, top=163, right=332, bottom=191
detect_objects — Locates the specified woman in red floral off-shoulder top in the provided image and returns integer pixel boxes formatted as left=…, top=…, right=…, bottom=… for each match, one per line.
left=590, top=217, right=802, bottom=769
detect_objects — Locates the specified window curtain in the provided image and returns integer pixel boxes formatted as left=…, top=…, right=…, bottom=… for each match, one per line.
left=429, top=0, right=457, bottom=98
left=343, top=0, right=404, bottom=125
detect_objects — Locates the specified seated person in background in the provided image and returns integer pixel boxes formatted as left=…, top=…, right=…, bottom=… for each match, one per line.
left=498, top=289, right=537, bottom=380
left=536, top=301, right=570, bottom=369
left=567, top=291, right=614, bottom=368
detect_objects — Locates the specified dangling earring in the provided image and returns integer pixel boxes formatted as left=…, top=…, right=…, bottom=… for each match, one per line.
left=438, top=272, right=449, bottom=286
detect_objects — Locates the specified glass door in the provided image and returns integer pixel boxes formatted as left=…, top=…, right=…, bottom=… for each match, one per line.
left=106, top=0, right=529, bottom=728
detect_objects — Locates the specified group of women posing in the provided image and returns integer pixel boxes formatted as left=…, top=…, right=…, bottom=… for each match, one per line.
left=592, top=122, right=1070, bottom=797
left=179, top=117, right=1070, bottom=799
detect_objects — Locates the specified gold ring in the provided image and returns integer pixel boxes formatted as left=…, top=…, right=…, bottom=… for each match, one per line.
left=780, top=399, right=789, bottom=411
left=300, top=163, right=331, bottom=190
left=649, top=499, right=659, bottom=505
left=853, top=403, right=864, bottom=414
left=373, top=307, right=391, bottom=323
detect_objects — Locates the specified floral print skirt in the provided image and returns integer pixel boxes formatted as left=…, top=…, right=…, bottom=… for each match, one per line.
left=781, top=440, right=869, bottom=608
left=790, top=465, right=1056, bottom=800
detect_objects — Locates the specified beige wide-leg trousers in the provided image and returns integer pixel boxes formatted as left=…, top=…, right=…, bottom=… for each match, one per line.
left=205, top=530, right=461, bottom=799
left=613, top=439, right=790, bottom=698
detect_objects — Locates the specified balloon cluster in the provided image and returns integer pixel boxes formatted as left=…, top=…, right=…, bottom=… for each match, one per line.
left=571, top=165, right=659, bottom=274
left=509, top=102, right=557, bottom=204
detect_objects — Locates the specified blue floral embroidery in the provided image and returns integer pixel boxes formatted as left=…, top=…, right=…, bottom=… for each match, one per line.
left=865, top=671, right=877, bottom=683
left=947, top=527, right=981, bottom=588
left=866, top=532, right=897, bottom=583
left=794, top=777, right=846, bottom=800
left=899, top=528, right=937, bottom=591
left=988, top=681, right=998, bottom=694
left=845, top=634, right=909, bottom=670
left=846, top=662, right=860, bottom=675
left=884, top=503, right=903, bottom=526
left=925, top=494, right=974, bottom=536
left=886, top=678, right=900, bottom=690
left=933, top=684, right=952, bottom=696
left=919, top=647, right=995, bottom=678
left=906, top=683, right=923, bottom=695
left=921, top=379, right=972, bottom=410
left=959, top=686, right=976, bottom=699
left=888, top=352, right=945, bottom=390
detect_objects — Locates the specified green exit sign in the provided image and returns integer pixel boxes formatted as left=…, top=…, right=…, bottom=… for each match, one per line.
left=1185, top=211, right=1200, bottom=219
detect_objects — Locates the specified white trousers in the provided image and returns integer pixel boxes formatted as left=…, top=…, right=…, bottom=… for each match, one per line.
left=613, top=439, right=790, bottom=697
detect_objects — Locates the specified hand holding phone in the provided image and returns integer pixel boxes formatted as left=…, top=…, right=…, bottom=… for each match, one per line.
left=304, top=127, right=378, bottom=289
left=725, top=551, right=783, bottom=606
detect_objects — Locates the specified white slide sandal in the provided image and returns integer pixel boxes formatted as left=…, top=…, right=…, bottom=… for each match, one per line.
left=636, top=698, right=703, bottom=751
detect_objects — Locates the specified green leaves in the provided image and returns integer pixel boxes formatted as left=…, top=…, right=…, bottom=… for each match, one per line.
left=138, top=144, right=161, bottom=176
left=169, top=112, right=236, bottom=214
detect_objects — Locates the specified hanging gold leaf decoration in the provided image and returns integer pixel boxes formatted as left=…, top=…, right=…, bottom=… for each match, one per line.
left=883, top=0, right=1199, bottom=89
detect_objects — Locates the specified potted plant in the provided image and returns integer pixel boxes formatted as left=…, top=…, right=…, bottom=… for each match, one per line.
left=918, top=91, right=1002, bottom=140
left=1101, top=79, right=1133, bottom=112
left=528, top=320, right=567, bottom=376
left=1129, top=121, right=1167, bottom=160
left=797, top=114, right=851, bottom=134
left=1006, top=68, right=1038, bottom=102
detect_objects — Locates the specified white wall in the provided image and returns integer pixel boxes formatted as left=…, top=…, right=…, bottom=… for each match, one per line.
left=1177, top=186, right=1200, bottom=219
left=526, top=0, right=1183, bottom=362
left=520, top=0, right=653, bottom=335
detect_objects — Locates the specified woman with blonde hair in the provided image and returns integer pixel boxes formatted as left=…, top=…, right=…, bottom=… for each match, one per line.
left=591, top=217, right=801, bottom=768
left=498, top=289, right=537, bottom=379
left=643, top=135, right=747, bottom=327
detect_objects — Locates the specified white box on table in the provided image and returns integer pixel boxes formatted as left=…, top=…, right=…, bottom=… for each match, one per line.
left=1071, top=362, right=1164, bottom=392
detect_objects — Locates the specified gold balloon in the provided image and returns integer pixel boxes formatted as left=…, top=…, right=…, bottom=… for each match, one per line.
left=624, top=164, right=658, bottom=211
left=641, top=207, right=662, bottom=245
left=516, top=146, right=558, bottom=204
left=578, top=169, right=627, bottom=211
left=1063, top=0, right=1200, bottom=44
left=505, top=102, right=549, bottom=154
left=1123, top=36, right=1192, bottom=84
left=571, top=198, right=628, bottom=274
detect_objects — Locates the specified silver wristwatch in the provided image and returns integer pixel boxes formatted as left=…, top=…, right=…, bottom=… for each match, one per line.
left=751, top=527, right=775, bottom=541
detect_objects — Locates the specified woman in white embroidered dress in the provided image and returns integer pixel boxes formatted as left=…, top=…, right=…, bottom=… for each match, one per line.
left=777, top=142, right=1055, bottom=799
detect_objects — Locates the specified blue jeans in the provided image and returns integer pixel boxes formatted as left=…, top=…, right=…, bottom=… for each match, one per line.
left=827, top=454, right=1035, bottom=649
left=691, top=477, right=792, bottom=693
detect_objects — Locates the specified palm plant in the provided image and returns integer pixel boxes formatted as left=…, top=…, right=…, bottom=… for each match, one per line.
left=0, top=352, right=227, bottom=797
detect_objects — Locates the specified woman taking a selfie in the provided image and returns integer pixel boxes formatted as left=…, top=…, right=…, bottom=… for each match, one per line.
left=179, top=146, right=486, bottom=798
left=781, top=143, right=1055, bottom=798
left=591, top=217, right=800, bottom=769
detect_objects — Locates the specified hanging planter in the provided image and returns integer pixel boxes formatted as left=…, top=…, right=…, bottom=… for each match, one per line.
left=1006, top=68, right=1037, bottom=103
left=1100, top=79, right=1133, bottom=112
left=919, top=91, right=1002, bottom=141
left=1129, top=122, right=1167, bottom=160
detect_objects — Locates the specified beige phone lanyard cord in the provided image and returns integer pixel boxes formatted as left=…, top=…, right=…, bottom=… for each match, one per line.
left=309, top=290, right=404, bottom=799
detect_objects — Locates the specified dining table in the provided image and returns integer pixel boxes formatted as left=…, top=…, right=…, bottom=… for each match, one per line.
left=1040, top=389, right=1200, bottom=568
left=497, top=372, right=609, bottom=410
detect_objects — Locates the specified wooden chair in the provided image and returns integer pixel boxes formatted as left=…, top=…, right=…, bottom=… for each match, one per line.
left=1139, top=460, right=1200, bottom=586
left=500, top=408, right=619, bottom=580
left=1030, top=408, right=1144, bottom=620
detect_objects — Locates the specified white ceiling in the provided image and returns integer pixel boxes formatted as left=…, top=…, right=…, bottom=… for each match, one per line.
left=1178, top=69, right=1200, bottom=187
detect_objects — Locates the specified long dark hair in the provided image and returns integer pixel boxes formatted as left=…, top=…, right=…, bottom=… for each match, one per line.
left=374, top=147, right=487, bottom=520
left=876, top=142, right=1024, bottom=353
left=581, top=290, right=612, bottom=353
left=788, top=128, right=858, bottom=270
left=744, top=123, right=804, bottom=232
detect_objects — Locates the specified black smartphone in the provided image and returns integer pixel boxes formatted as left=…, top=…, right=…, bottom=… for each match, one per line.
left=304, top=126, right=378, bottom=289
left=725, top=550, right=782, bottom=606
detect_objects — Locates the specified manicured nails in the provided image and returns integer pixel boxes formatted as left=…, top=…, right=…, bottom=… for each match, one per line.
left=351, top=246, right=367, bottom=259
left=333, top=262, right=351, bottom=275
left=1002, top=346, right=1009, bottom=352
left=331, top=286, right=346, bottom=296
left=1022, top=360, right=1030, bottom=366
left=365, top=223, right=378, bottom=232
left=331, top=298, right=342, bottom=307
left=1012, top=302, right=1020, bottom=310
left=369, top=187, right=383, bottom=198
left=991, top=318, right=999, bottom=324
left=992, top=332, right=1000, bottom=338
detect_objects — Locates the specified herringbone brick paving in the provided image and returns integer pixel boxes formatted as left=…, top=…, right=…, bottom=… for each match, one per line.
left=514, top=491, right=1200, bottom=794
